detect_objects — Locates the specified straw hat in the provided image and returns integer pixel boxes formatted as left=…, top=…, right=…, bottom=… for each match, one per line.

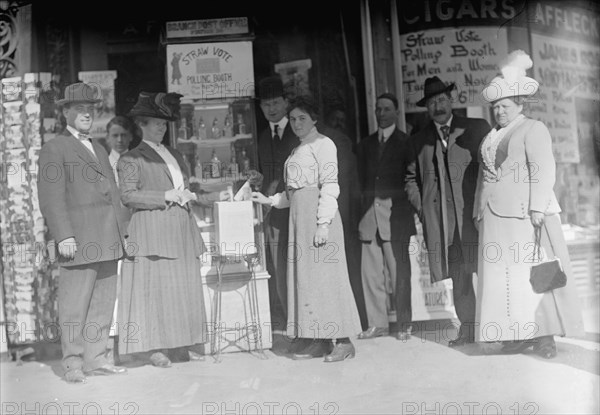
left=481, top=50, right=539, bottom=103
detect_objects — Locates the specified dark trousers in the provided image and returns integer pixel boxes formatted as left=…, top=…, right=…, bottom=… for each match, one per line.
left=58, top=260, right=118, bottom=372
left=265, top=218, right=289, bottom=323
left=448, top=229, right=476, bottom=340
left=394, top=237, right=413, bottom=332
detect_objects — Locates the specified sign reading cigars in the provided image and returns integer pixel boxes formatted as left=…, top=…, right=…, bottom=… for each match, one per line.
left=167, top=41, right=254, bottom=99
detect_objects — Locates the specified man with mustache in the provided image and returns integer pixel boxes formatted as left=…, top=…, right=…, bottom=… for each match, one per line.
left=405, top=77, right=491, bottom=347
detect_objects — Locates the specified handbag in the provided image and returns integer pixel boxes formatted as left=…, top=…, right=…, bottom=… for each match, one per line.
left=529, top=226, right=567, bottom=294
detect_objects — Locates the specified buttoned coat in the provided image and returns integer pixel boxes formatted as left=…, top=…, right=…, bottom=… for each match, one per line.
left=38, top=132, right=127, bottom=266
left=473, top=117, right=561, bottom=220
left=405, top=116, right=490, bottom=282
left=357, top=128, right=416, bottom=242
left=473, top=116, right=584, bottom=339
left=117, top=141, right=218, bottom=259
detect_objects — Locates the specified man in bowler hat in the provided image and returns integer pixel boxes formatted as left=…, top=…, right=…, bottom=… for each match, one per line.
left=38, top=83, right=128, bottom=382
left=405, top=77, right=491, bottom=346
left=256, top=76, right=299, bottom=327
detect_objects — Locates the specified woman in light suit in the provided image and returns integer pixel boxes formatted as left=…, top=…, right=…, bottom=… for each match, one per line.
left=474, top=51, right=584, bottom=358
left=117, top=92, right=227, bottom=367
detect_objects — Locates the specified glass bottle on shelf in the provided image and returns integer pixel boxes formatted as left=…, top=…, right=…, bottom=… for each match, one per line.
left=178, top=118, right=189, bottom=140
left=197, top=116, right=207, bottom=140
left=194, top=154, right=203, bottom=178
left=210, top=148, right=221, bottom=178
left=229, top=143, right=239, bottom=178
left=223, top=114, right=233, bottom=137
left=211, top=117, right=221, bottom=139
left=237, top=113, right=247, bottom=135
left=239, top=147, right=250, bottom=175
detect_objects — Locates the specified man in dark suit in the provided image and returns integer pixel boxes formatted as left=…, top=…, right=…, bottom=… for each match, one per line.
left=405, top=76, right=491, bottom=347
left=357, top=93, right=416, bottom=341
left=256, top=76, right=299, bottom=326
left=38, top=83, right=128, bottom=383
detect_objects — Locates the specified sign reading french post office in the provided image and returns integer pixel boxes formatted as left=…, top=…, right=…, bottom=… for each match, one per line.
left=167, top=41, right=254, bottom=99
left=166, top=17, right=249, bottom=39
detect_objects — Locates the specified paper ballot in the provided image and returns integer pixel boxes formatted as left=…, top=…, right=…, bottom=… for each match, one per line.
left=233, top=180, right=252, bottom=201
left=214, top=200, right=256, bottom=256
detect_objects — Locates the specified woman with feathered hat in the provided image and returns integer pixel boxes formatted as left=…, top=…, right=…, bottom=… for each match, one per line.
left=474, top=51, right=584, bottom=358
left=117, top=92, right=229, bottom=367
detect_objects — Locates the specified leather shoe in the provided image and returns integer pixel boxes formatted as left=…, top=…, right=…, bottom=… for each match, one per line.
left=64, top=369, right=86, bottom=383
left=533, top=337, right=557, bottom=359
left=149, top=352, right=172, bottom=368
left=395, top=330, right=412, bottom=341
left=84, top=364, right=128, bottom=376
left=188, top=350, right=205, bottom=362
left=357, top=326, right=389, bottom=340
left=501, top=340, right=537, bottom=354
left=292, top=340, right=333, bottom=360
left=448, top=336, right=474, bottom=348
left=324, top=342, right=355, bottom=363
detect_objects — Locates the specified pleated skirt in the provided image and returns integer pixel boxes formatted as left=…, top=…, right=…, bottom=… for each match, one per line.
left=286, top=187, right=362, bottom=339
left=118, top=233, right=207, bottom=354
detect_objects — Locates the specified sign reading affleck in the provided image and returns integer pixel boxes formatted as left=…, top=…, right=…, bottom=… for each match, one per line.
left=167, top=41, right=254, bottom=99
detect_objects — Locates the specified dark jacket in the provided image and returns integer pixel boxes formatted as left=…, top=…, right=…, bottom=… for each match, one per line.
left=357, top=128, right=416, bottom=241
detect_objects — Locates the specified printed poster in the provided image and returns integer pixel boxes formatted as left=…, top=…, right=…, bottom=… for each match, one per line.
left=167, top=41, right=254, bottom=100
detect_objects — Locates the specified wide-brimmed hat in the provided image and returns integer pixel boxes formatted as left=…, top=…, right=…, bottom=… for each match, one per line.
left=482, top=50, right=539, bottom=103
left=416, top=77, right=456, bottom=107
left=56, top=83, right=102, bottom=106
left=257, top=76, right=285, bottom=101
left=128, top=91, right=183, bottom=121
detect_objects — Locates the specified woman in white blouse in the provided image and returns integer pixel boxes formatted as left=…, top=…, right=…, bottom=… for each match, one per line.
left=252, top=96, right=362, bottom=362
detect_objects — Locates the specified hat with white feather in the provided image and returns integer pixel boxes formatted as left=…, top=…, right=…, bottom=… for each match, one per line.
left=481, top=50, right=539, bottom=103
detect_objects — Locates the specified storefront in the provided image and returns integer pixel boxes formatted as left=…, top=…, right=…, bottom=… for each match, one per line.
left=1, top=0, right=598, bottom=351
left=363, top=0, right=599, bottom=331
left=0, top=1, right=367, bottom=348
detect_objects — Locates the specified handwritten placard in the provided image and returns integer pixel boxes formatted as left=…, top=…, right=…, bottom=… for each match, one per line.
left=400, top=27, right=508, bottom=112
left=167, top=41, right=254, bottom=99
left=529, top=33, right=599, bottom=163
left=166, top=17, right=248, bottom=39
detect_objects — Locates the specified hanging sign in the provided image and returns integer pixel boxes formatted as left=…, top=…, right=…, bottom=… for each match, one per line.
left=166, top=17, right=248, bottom=39
left=167, top=41, right=254, bottom=100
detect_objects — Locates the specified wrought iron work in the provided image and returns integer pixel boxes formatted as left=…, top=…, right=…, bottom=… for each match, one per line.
left=0, top=1, right=21, bottom=78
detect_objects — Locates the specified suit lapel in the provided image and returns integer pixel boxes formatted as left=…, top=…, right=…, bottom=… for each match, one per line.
left=65, top=134, right=106, bottom=176
left=138, top=141, right=174, bottom=185
left=448, top=118, right=465, bottom=150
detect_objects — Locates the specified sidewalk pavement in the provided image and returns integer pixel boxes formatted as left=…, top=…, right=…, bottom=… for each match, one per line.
left=1, top=320, right=598, bottom=415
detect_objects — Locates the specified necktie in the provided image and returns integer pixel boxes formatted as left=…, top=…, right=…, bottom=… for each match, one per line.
left=273, top=124, right=280, bottom=140
left=78, top=132, right=92, bottom=140
left=440, top=125, right=450, bottom=150
left=378, top=131, right=385, bottom=158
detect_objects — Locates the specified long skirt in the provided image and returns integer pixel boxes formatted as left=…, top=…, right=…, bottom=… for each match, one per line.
left=475, top=206, right=566, bottom=342
left=118, top=247, right=207, bottom=354
left=286, top=187, right=362, bottom=339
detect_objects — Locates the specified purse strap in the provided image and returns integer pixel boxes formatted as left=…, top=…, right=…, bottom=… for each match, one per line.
left=533, top=226, right=543, bottom=262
